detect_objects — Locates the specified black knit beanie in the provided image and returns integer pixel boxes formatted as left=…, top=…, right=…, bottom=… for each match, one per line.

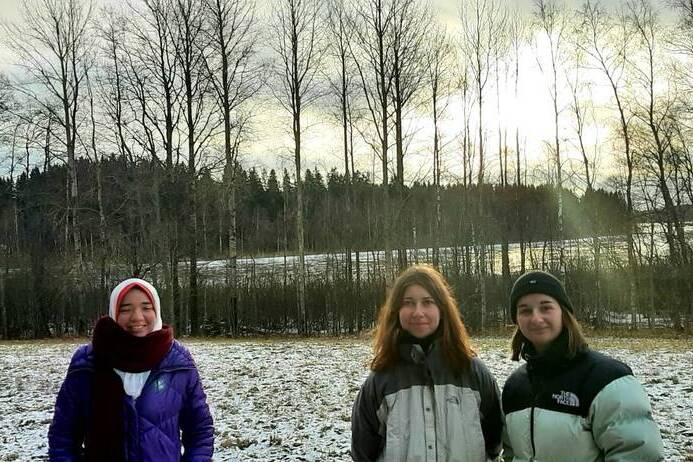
left=509, top=270, right=573, bottom=323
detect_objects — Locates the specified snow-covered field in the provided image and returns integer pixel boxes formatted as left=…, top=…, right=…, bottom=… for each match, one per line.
left=0, top=337, right=691, bottom=461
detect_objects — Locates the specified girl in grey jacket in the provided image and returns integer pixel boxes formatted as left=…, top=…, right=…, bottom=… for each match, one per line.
left=501, top=270, right=664, bottom=462
left=351, top=265, right=503, bottom=462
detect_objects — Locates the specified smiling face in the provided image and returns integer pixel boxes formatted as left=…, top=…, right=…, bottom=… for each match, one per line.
left=398, top=284, right=441, bottom=339
left=116, top=288, right=156, bottom=337
left=516, top=293, right=563, bottom=352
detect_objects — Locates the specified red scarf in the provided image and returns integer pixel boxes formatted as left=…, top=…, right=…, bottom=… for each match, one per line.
left=86, top=316, right=173, bottom=461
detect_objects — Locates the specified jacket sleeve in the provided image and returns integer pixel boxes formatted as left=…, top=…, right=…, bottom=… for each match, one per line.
left=350, top=372, right=384, bottom=462
left=180, top=367, right=214, bottom=462
left=590, top=375, right=664, bottom=462
left=472, top=358, right=503, bottom=460
left=48, top=350, right=88, bottom=462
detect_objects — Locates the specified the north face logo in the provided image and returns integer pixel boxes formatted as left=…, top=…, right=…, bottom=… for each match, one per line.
left=154, top=377, right=167, bottom=392
left=552, top=391, right=580, bottom=407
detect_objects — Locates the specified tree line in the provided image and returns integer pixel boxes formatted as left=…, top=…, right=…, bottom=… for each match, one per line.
left=0, top=0, right=692, bottom=337
left=3, top=158, right=633, bottom=259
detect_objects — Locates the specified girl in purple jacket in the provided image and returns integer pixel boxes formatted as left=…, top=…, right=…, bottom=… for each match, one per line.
left=48, top=278, right=214, bottom=461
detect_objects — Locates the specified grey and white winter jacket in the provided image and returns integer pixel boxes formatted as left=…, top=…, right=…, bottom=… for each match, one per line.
left=501, top=336, right=664, bottom=462
left=351, top=341, right=503, bottom=462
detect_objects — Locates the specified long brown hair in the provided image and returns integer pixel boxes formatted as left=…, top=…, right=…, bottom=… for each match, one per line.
left=371, top=264, right=475, bottom=371
left=510, top=307, right=588, bottom=360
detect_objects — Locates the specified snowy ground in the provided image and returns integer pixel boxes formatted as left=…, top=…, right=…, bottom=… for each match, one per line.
left=0, top=337, right=691, bottom=461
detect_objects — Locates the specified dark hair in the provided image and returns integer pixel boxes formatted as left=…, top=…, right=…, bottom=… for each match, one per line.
left=510, top=307, right=588, bottom=361
left=371, top=264, right=475, bottom=371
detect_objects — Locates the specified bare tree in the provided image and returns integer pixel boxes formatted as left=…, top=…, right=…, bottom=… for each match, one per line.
left=97, top=7, right=163, bottom=279
left=426, top=26, right=453, bottom=267
left=390, top=0, right=429, bottom=186
left=388, top=0, right=431, bottom=268
left=668, top=1, right=693, bottom=111
left=173, top=0, right=219, bottom=334
left=627, top=0, right=690, bottom=266
left=203, top=0, right=261, bottom=335
left=492, top=22, right=510, bottom=189
left=562, top=17, right=595, bottom=194
left=126, top=0, right=185, bottom=326
left=460, top=0, right=507, bottom=186
left=325, top=0, right=356, bottom=184
left=4, top=0, right=94, bottom=260
left=509, top=11, right=529, bottom=272
left=457, top=63, right=475, bottom=189
left=126, top=0, right=182, bottom=167
left=0, top=74, right=11, bottom=114
left=325, top=0, right=358, bottom=326
left=0, top=78, right=15, bottom=327
left=349, top=0, right=396, bottom=278
left=567, top=19, right=608, bottom=320
left=97, top=7, right=146, bottom=284
left=534, top=0, right=569, bottom=274
left=80, top=72, right=109, bottom=292
left=2, top=116, right=23, bottom=338
left=7, top=121, right=21, bottom=254
left=460, top=0, right=507, bottom=330
left=271, top=0, right=324, bottom=333
left=4, top=0, right=95, bottom=332
left=99, top=8, right=135, bottom=161
left=669, top=0, right=693, bottom=42
left=490, top=17, right=512, bottom=289
left=577, top=0, right=639, bottom=326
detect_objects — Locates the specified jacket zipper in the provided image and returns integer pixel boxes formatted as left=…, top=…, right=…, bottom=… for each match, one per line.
left=425, top=365, right=436, bottom=457
left=530, top=404, right=536, bottom=458
left=124, top=366, right=192, bottom=461
left=530, top=375, right=540, bottom=460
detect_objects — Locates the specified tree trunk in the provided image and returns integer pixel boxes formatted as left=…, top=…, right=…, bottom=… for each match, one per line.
left=227, top=171, right=238, bottom=336
left=189, top=180, right=199, bottom=336
left=0, top=268, right=6, bottom=339
left=294, top=109, right=307, bottom=334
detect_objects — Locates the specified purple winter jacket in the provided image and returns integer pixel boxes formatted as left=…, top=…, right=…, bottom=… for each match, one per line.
left=48, top=340, right=214, bottom=461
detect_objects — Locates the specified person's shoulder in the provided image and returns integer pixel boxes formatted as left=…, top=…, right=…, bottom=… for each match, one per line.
left=363, top=366, right=391, bottom=386
left=576, top=349, right=633, bottom=399
left=467, top=357, right=502, bottom=401
left=67, top=343, right=94, bottom=371
left=582, top=349, right=632, bottom=378
left=469, top=356, right=496, bottom=379
left=169, top=339, right=195, bottom=362
left=160, top=339, right=196, bottom=369
left=505, top=360, right=529, bottom=378
left=502, top=361, right=529, bottom=391
left=362, top=364, right=406, bottom=397
left=356, top=368, right=393, bottom=407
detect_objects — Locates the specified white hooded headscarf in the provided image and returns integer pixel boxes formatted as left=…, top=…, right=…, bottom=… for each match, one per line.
left=108, top=277, right=163, bottom=332
left=108, top=277, right=165, bottom=399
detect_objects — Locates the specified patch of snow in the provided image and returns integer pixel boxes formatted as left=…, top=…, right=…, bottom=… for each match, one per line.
left=0, top=338, right=690, bottom=461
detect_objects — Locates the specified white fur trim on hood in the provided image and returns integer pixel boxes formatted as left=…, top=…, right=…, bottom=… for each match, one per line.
left=108, top=278, right=163, bottom=331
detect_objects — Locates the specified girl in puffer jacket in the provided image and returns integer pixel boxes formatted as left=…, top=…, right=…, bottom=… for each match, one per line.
left=48, top=278, right=214, bottom=461
left=351, top=265, right=503, bottom=462
left=501, top=270, right=663, bottom=462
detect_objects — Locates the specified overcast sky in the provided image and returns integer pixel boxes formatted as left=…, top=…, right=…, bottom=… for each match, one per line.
left=0, top=0, right=682, bottom=184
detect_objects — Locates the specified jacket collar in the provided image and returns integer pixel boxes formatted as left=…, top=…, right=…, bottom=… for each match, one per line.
left=398, top=337, right=442, bottom=365
left=522, top=330, right=580, bottom=375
